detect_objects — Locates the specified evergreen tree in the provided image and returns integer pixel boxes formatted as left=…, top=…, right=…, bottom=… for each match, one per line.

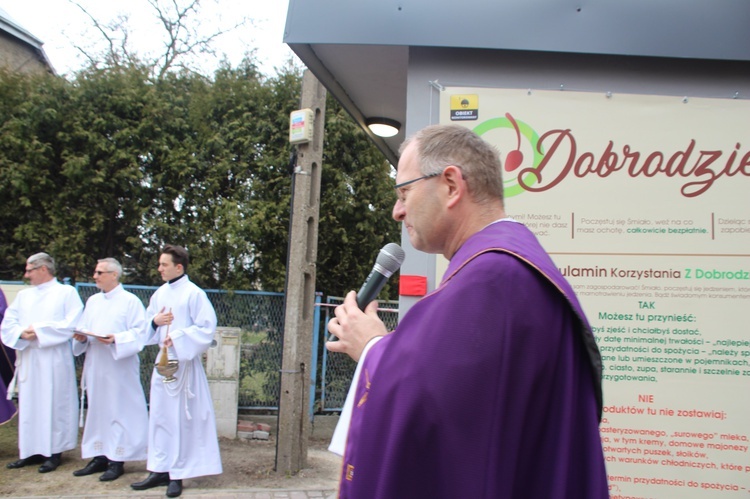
left=0, top=63, right=400, bottom=298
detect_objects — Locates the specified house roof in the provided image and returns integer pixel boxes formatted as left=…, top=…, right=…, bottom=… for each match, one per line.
left=0, top=6, right=55, bottom=73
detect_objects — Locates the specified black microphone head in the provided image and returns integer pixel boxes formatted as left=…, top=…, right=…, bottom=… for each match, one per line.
left=376, top=243, right=405, bottom=275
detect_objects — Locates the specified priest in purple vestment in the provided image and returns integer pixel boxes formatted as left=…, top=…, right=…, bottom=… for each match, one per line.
left=0, top=377, right=16, bottom=426
left=327, top=124, right=608, bottom=498
left=1, top=288, right=18, bottom=425
left=0, top=288, right=15, bottom=387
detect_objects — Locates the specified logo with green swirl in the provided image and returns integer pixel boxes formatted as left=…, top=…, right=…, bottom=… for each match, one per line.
left=473, top=113, right=544, bottom=197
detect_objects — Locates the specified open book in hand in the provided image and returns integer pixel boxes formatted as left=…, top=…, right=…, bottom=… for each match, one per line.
left=74, top=329, right=109, bottom=339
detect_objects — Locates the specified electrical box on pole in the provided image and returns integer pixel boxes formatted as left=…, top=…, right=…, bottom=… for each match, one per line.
left=289, top=108, right=315, bottom=144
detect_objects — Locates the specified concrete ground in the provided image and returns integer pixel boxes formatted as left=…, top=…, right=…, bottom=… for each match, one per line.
left=1, top=415, right=342, bottom=499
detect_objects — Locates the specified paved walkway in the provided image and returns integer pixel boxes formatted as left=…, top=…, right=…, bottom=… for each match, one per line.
left=13, top=489, right=337, bottom=499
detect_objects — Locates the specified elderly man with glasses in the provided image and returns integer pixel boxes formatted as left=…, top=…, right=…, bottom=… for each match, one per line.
left=71, top=258, right=149, bottom=482
left=1, top=252, right=83, bottom=473
left=327, top=125, right=607, bottom=498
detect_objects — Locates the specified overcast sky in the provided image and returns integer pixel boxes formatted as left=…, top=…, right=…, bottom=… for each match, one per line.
left=2, top=0, right=297, bottom=76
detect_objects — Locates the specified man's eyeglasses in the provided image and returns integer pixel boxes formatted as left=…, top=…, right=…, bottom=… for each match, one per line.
left=394, top=171, right=442, bottom=202
left=24, top=266, right=42, bottom=273
left=94, top=270, right=115, bottom=276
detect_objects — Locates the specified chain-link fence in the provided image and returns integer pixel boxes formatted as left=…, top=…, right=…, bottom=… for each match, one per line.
left=75, top=283, right=287, bottom=409
left=317, top=296, right=399, bottom=413
left=7, top=281, right=396, bottom=414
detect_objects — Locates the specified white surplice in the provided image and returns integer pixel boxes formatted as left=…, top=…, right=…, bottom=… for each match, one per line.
left=328, top=336, right=383, bottom=456
left=144, top=275, right=222, bottom=479
left=73, top=284, right=149, bottom=462
left=0, top=279, right=83, bottom=458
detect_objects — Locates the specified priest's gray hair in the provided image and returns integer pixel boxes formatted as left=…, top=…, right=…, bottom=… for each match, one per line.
left=98, top=257, right=122, bottom=279
left=400, top=124, right=505, bottom=204
left=27, top=252, right=56, bottom=275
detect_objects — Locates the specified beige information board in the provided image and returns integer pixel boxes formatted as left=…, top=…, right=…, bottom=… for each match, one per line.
left=441, top=88, right=750, bottom=498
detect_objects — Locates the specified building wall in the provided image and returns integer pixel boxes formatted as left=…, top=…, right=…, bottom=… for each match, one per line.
left=0, top=31, right=48, bottom=74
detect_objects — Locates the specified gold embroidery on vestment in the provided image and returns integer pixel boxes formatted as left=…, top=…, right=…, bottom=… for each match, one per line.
left=357, top=368, right=371, bottom=407
left=346, top=464, right=355, bottom=481
left=357, top=391, right=368, bottom=407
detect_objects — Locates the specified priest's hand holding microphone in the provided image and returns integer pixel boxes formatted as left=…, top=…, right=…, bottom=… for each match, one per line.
left=326, top=243, right=404, bottom=362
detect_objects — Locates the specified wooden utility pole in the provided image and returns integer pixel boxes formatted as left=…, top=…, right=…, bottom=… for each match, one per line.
left=276, top=70, right=327, bottom=474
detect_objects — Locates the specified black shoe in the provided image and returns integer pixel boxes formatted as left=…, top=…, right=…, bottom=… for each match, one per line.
left=73, top=456, right=109, bottom=477
left=166, top=479, right=182, bottom=497
left=131, top=471, right=170, bottom=490
left=38, top=453, right=62, bottom=473
left=7, top=454, right=45, bottom=469
left=99, top=461, right=124, bottom=482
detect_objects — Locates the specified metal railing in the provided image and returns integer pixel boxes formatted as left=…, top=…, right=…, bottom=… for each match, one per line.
left=75, top=283, right=291, bottom=410
left=317, top=296, right=399, bottom=413
left=2, top=281, right=398, bottom=415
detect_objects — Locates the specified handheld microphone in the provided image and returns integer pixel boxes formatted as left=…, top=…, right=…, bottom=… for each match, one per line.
left=328, top=243, right=405, bottom=342
left=356, top=243, right=406, bottom=310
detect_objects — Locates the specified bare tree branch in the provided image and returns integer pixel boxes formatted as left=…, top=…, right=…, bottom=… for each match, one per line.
left=68, top=0, right=250, bottom=78
left=70, top=1, right=118, bottom=66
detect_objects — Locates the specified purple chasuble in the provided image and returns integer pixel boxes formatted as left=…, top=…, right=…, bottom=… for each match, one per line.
left=0, top=290, right=15, bottom=388
left=0, top=381, right=16, bottom=425
left=0, top=290, right=17, bottom=424
left=340, top=221, right=608, bottom=499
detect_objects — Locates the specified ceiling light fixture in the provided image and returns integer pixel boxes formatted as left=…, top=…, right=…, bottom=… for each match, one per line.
left=365, top=117, right=401, bottom=138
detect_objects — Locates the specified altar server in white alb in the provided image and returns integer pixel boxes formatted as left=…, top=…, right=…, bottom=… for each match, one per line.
left=72, top=258, right=149, bottom=482
left=131, top=244, right=222, bottom=498
left=1, top=252, right=83, bottom=473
